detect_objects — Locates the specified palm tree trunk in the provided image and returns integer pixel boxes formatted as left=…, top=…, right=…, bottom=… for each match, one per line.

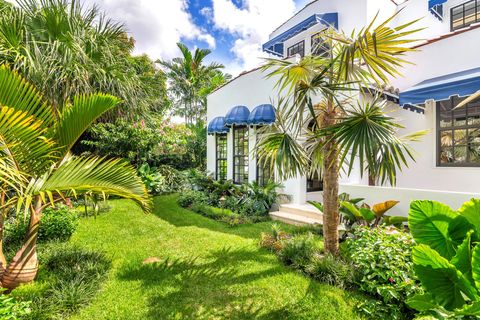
left=321, top=101, right=340, bottom=255
left=2, top=199, right=42, bottom=290
left=0, top=192, right=7, bottom=280
left=322, top=137, right=340, bottom=255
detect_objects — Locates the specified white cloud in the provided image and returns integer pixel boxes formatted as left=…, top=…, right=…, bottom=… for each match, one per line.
left=210, top=0, right=297, bottom=73
left=81, top=0, right=215, bottom=60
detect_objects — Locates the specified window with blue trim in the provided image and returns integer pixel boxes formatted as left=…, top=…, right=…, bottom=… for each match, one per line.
left=451, top=0, right=480, bottom=31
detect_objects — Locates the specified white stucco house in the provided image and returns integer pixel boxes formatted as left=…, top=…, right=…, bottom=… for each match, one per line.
left=206, top=0, right=480, bottom=221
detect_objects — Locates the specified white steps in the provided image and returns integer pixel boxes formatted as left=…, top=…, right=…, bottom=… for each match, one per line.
left=270, top=203, right=323, bottom=226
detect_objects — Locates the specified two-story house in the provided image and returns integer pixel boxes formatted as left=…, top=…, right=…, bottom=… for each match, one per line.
left=206, top=0, right=480, bottom=222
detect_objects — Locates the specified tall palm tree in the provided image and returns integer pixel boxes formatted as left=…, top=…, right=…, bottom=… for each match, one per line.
left=160, top=43, right=230, bottom=124
left=0, top=0, right=165, bottom=120
left=257, top=13, right=423, bottom=254
left=0, top=65, right=151, bottom=289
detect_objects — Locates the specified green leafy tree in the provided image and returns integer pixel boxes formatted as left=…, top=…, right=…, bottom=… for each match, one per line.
left=0, top=65, right=151, bottom=290
left=160, top=43, right=231, bottom=124
left=257, top=14, right=422, bottom=254
left=0, top=0, right=168, bottom=120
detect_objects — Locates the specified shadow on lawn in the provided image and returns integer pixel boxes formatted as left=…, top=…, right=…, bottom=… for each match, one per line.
left=117, top=245, right=336, bottom=320
left=152, top=195, right=291, bottom=240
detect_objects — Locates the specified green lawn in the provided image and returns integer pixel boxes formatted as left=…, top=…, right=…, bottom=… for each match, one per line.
left=50, top=195, right=364, bottom=319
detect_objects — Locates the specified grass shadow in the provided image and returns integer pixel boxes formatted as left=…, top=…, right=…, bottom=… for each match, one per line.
left=152, top=195, right=298, bottom=240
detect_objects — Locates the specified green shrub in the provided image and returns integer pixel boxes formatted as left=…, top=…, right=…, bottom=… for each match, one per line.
left=177, top=190, right=208, bottom=208
left=344, top=226, right=418, bottom=319
left=39, top=206, right=78, bottom=242
left=137, top=163, right=166, bottom=194
left=157, top=165, right=187, bottom=193
left=305, top=253, right=355, bottom=289
left=0, top=290, right=31, bottom=320
left=260, top=224, right=291, bottom=253
left=13, top=244, right=111, bottom=320
left=278, top=233, right=322, bottom=270
left=4, top=206, right=78, bottom=250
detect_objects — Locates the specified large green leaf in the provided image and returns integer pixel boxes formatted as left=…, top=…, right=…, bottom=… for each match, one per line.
left=413, top=244, right=479, bottom=311
left=451, top=231, right=473, bottom=282
left=341, top=201, right=362, bottom=219
left=455, top=301, right=480, bottom=316
left=458, top=199, right=480, bottom=239
left=406, top=293, right=439, bottom=312
left=409, top=200, right=470, bottom=259
left=471, top=244, right=480, bottom=292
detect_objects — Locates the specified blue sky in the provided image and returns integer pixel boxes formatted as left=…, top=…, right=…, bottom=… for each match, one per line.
left=80, top=0, right=310, bottom=76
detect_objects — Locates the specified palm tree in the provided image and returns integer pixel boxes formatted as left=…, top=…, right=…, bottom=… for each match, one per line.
left=0, top=0, right=166, bottom=120
left=160, top=43, right=230, bottom=124
left=0, top=65, right=151, bottom=289
left=257, top=13, right=422, bottom=254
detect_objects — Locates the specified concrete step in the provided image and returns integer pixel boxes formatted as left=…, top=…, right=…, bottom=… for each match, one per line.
left=279, top=203, right=323, bottom=220
left=270, top=211, right=323, bottom=226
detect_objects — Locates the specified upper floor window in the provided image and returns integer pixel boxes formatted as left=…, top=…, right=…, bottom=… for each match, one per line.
left=215, top=134, right=227, bottom=181
left=311, top=32, right=330, bottom=57
left=287, top=40, right=305, bottom=58
left=451, top=0, right=480, bottom=31
left=437, top=96, right=480, bottom=166
left=233, top=126, right=249, bottom=184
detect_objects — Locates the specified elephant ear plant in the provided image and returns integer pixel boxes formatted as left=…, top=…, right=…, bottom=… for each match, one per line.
left=0, top=65, right=151, bottom=290
left=407, top=199, right=480, bottom=318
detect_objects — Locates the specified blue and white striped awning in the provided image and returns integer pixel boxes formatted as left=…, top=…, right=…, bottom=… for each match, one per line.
left=225, top=105, right=250, bottom=126
left=207, top=116, right=229, bottom=135
left=248, top=104, right=276, bottom=126
left=399, top=67, right=480, bottom=107
left=262, top=13, right=338, bottom=57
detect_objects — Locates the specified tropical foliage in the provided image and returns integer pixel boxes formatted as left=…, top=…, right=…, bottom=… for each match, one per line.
left=407, top=199, right=480, bottom=318
left=257, top=13, right=423, bottom=254
left=345, top=226, right=419, bottom=319
left=0, top=65, right=150, bottom=289
left=0, top=0, right=168, bottom=120
left=160, top=43, right=231, bottom=124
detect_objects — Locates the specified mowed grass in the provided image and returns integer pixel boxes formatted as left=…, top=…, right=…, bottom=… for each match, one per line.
left=63, top=194, right=365, bottom=320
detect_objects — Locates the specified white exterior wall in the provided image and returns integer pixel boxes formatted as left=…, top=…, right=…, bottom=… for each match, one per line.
left=207, top=0, right=480, bottom=206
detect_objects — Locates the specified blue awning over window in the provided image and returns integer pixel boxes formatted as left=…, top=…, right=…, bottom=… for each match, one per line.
left=399, top=67, right=480, bottom=106
left=428, top=0, right=447, bottom=9
left=262, top=13, right=338, bottom=57
left=248, top=104, right=276, bottom=126
left=225, top=105, right=250, bottom=126
left=207, top=116, right=229, bottom=135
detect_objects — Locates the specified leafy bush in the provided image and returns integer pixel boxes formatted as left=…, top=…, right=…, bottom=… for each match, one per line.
left=137, top=163, right=166, bottom=194
left=344, top=226, right=418, bottom=319
left=305, top=253, right=355, bottom=289
left=4, top=206, right=78, bottom=249
left=177, top=190, right=208, bottom=208
left=157, top=165, right=187, bottom=193
left=237, top=181, right=282, bottom=216
left=0, top=290, right=31, bottom=320
left=407, top=199, right=480, bottom=318
left=278, top=233, right=323, bottom=270
left=260, top=224, right=291, bottom=253
left=13, top=244, right=111, bottom=320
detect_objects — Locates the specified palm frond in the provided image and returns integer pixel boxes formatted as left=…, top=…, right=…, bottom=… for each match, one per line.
left=54, top=93, right=120, bottom=156
left=27, top=155, right=152, bottom=213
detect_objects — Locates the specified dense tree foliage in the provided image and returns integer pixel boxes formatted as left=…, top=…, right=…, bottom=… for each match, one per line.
left=160, top=43, right=231, bottom=124
left=0, top=0, right=168, bottom=120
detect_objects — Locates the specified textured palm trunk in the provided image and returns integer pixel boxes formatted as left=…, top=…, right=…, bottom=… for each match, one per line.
left=320, top=101, right=340, bottom=255
left=322, top=137, right=340, bottom=254
left=0, top=213, right=6, bottom=281
left=2, top=200, right=42, bottom=290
